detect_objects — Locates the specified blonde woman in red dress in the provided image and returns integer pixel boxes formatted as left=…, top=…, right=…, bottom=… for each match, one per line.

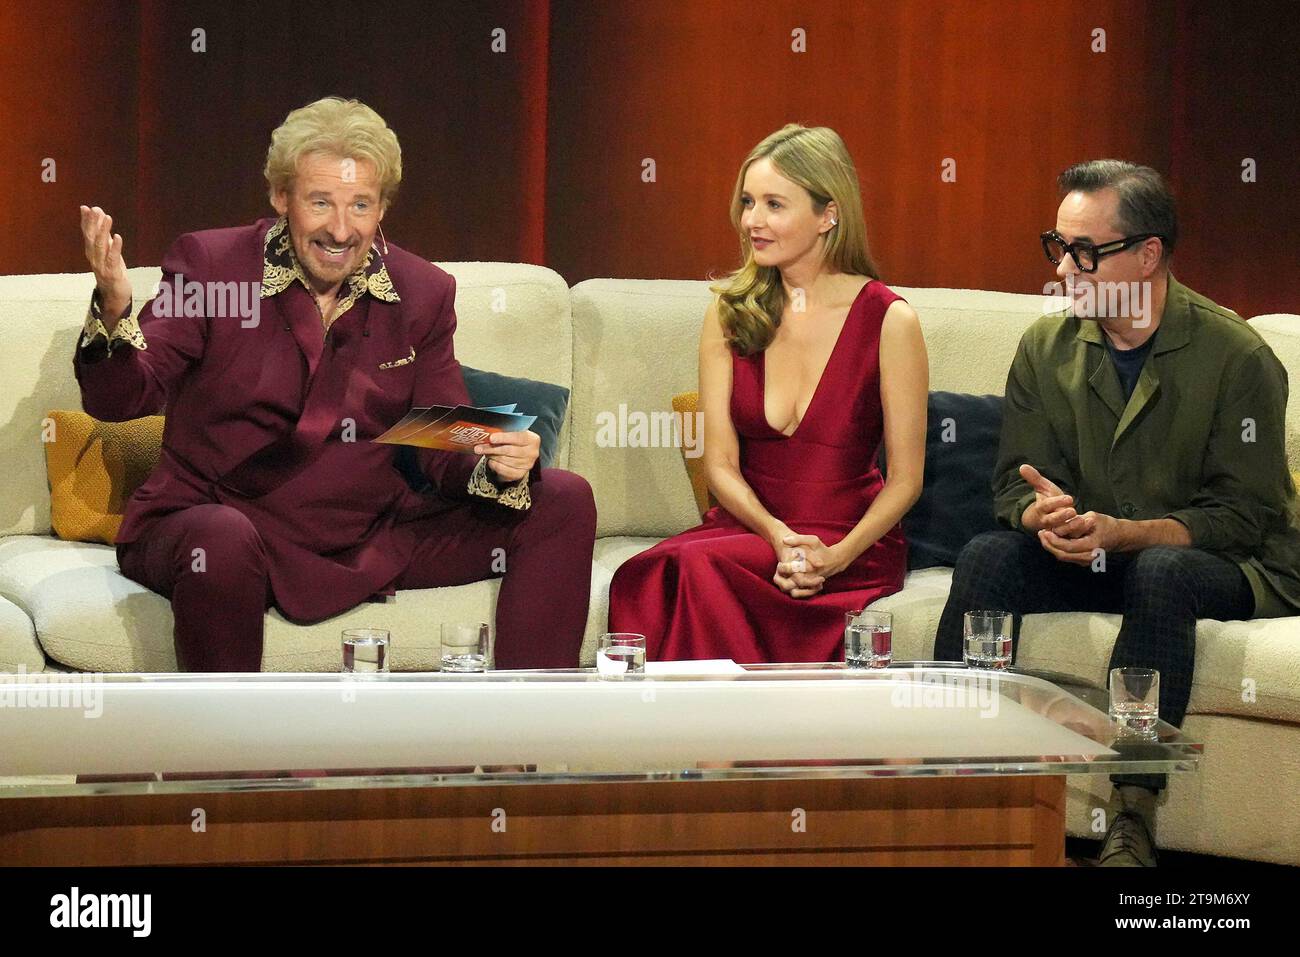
left=608, top=124, right=929, bottom=663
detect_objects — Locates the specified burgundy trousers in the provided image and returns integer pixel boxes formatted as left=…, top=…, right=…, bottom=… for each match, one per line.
left=116, top=469, right=597, bottom=672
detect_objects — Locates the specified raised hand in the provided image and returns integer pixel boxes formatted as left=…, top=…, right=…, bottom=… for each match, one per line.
left=1018, top=463, right=1077, bottom=534
left=79, top=205, right=132, bottom=325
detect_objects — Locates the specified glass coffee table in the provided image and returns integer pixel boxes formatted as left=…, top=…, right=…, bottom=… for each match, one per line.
left=0, top=663, right=1199, bottom=866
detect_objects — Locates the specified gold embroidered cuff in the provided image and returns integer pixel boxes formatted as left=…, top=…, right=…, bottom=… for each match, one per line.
left=468, top=456, right=532, bottom=510
left=82, top=292, right=147, bottom=355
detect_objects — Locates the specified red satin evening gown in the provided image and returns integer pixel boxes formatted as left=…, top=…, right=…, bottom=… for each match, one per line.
left=608, top=280, right=908, bottom=663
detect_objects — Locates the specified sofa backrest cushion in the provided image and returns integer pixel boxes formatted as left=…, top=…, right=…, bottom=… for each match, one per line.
left=1250, top=316, right=1300, bottom=471
left=431, top=262, right=574, bottom=467
left=570, top=278, right=713, bottom=537
left=891, top=286, right=1046, bottom=397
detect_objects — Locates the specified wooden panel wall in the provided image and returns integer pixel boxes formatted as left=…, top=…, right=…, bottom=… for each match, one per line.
left=3, top=0, right=1295, bottom=316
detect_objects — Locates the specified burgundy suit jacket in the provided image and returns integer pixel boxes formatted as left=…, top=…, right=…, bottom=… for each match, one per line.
left=74, top=217, right=538, bottom=622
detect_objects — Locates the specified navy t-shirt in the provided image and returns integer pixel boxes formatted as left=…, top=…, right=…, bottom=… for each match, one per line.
left=1104, top=329, right=1158, bottom=400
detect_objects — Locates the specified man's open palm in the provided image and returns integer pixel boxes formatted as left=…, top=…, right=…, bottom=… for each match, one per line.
left=79, top=205, right=132, bottom=320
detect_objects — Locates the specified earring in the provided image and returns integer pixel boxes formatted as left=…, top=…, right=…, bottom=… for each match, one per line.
left=831, top=218, right=838, bottom=226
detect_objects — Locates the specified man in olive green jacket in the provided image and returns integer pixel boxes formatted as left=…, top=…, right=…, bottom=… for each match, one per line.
left=934, top=160, right=1300, bottom=866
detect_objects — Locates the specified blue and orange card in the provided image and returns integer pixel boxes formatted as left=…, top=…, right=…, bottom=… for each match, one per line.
left=373, top=404, right=536, bottom=452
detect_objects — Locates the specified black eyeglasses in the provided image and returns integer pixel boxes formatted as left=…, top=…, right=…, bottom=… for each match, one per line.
left=1040, top=230, right=1167, bottom=273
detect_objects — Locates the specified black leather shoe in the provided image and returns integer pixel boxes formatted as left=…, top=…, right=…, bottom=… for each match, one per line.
left=1096, top=810, right=1158, bottom=867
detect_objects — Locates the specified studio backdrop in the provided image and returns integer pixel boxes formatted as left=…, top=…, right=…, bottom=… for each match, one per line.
left=2, top=0, right=1295, bottom=316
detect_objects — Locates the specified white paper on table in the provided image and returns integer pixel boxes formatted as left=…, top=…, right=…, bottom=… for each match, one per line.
left=645, top=659, right=746, bottom=675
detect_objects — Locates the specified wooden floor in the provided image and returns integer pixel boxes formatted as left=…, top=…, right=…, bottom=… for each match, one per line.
left=0, top=775, right=1066, bottom=866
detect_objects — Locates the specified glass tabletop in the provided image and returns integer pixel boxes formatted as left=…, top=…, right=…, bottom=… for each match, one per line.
left=0, top=662, right=1200, bottom=798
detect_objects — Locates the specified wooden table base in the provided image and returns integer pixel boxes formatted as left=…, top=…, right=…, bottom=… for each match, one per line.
left=0, top=775, right=1065, bottom=866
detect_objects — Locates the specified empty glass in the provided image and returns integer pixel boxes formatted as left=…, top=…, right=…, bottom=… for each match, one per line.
left=342, top=628, right=390, bottom=673
left=440, top=622, right=490, bottom=673
left=845, top=610, right=892, bottom=668
left=963, top=610, right=1013, bottom=670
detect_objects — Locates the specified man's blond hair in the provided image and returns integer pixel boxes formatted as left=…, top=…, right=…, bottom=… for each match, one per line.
left=264, top=97, right=402, bottom=208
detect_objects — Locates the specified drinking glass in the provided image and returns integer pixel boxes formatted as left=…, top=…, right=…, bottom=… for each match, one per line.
left=1110, top=667, right=1160, bottom=735
left=845, top=610, right=892, bottom=668
left=597, top=633, right=646, bottom=676
left=963, top=611, right=1013, bottom=670
left=342, top=628, right=390, bottom=673
left=440, top=622, right=490, bottom=673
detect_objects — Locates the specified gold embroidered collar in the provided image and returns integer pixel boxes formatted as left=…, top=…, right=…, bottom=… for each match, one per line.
left=260, top=217, right=399, bottom=326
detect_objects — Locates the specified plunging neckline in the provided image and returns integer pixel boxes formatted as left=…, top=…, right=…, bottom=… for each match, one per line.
left=760, top=280, right=872, bottom=439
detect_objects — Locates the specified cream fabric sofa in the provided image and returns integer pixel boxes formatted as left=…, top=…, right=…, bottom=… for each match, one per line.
left=1, top=264, right=1298, bottom=864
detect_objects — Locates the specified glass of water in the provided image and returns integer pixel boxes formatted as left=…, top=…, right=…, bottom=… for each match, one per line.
left=963, top=610, right=1013, bottom=670
left=440, top=622, right=490, bottom=673
left=845, top=610, right=892, bottom=668
left=597, top=633, right=646, bottom=676
left=342, top=628, right=390, bottom=673
left=1110, top=667, right=1160, bottom=736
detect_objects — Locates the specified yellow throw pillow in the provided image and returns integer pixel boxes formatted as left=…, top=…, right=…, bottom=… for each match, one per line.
left=672, top=391, right=717, bottom=519
left=43, top=411, right=164, bottom=544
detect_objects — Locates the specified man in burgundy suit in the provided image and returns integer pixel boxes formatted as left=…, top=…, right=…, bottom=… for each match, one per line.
left=74, top=97, right=596, bottom=672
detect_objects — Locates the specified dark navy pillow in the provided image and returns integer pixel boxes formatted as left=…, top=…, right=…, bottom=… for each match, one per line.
left=395, top=365, right=570, bottom=492
left=881, top=391, right=1003, bottom=570
left=460, top=365, right=570, bottom=470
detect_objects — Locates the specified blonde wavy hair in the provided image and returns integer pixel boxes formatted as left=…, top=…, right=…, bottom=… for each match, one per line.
left=712, top=124, right=880, bottom=355
left=264, top=97, right=402, bottom=209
